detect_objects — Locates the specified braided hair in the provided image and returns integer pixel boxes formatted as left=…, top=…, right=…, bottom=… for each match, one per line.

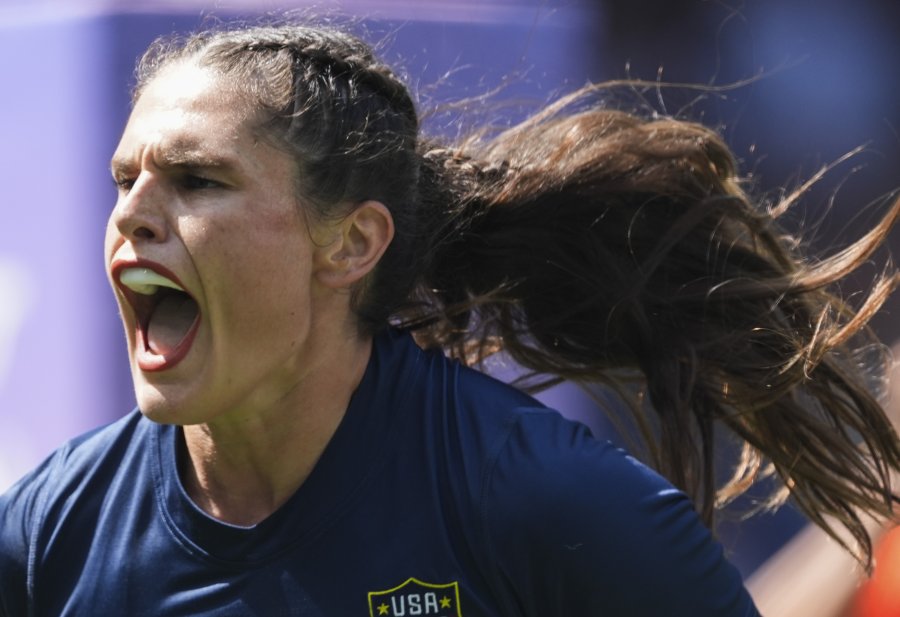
left=135, top=23, right=900, bottom=567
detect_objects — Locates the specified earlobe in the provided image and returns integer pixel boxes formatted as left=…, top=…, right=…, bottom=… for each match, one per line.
left=315, top=200, right=395, bottom=288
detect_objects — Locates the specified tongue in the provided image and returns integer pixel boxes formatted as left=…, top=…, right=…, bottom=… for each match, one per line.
left=147, top=294, right=198, bottom=355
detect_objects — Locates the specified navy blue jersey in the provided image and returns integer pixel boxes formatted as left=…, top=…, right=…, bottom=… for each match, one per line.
left=0, top=329, right=759, bottom=616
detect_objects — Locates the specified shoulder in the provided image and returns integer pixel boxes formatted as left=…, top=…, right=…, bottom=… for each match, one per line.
left=0, top=409, right=150, bottom=520
left=415, top=336, right=549, bottom=428
left=488, top=410, right=668, bottom=513
left=392, top=328, right=542, bottom=409
left=483, top=410, right=671, bottom=544
left=385, top=328, right=548, bottom=451
left=481, top=412, right=758, bottom=616
left=0, top=411, right=151, bottom=598
left=29, top=410, right=152, bottom=487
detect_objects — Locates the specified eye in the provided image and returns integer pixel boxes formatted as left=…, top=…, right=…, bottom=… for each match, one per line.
left=180, top=174, right=221, bottom=190
left=112, top=175, right=135, bottom=192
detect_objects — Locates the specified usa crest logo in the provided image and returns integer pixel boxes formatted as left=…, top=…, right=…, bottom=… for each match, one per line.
left=367, top=577, right=462, bottom=617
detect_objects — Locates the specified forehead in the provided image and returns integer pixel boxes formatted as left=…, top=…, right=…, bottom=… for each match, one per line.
left=112, top=62, right=263, bottom=170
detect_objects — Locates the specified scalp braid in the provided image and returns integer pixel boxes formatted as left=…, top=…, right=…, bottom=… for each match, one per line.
left=135, top=23, right=900, bottom=568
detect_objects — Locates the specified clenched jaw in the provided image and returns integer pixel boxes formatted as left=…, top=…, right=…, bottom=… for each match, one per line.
left=111, top=260, right=201, bottom=372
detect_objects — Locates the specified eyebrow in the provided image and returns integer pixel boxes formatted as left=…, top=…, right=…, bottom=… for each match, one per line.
left=110, top=142, right=241, bottom=177
left=158, top=150, right=238, bottom=170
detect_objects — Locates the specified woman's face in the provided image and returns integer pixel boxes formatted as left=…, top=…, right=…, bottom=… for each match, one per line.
left=106, top=61, right=336, bottom=426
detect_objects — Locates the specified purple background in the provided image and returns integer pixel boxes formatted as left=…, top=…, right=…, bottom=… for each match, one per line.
left=2, top=0, right=899, bottom=575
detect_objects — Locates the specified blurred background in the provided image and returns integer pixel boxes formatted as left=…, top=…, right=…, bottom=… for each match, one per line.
left=1, top=0, right=899, bottom=581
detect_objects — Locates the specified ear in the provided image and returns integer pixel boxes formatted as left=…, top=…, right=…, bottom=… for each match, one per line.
left=314, top=200, right=395, bottom=288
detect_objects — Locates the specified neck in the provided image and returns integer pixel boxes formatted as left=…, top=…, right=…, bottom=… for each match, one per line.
left=179, top=332, right=373, bottom=526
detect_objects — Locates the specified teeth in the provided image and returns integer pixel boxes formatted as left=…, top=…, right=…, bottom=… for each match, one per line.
left=119, top=267, right=184, bottom=296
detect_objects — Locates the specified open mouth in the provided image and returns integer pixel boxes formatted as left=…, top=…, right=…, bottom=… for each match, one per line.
left=114, top=264, right=201, bottom=371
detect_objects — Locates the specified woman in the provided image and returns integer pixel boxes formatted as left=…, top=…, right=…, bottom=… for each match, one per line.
left=1, top=22, right=897, bottom=616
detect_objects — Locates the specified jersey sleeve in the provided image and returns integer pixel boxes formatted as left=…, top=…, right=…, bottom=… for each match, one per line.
left=0, top=450, right=61, bottom=617
left=480, top=410, right=760, bottom=617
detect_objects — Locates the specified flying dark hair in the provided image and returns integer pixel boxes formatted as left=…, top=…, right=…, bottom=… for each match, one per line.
left=135, top=22, right=900, bottom=568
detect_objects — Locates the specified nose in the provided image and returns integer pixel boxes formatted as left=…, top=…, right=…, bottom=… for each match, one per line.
left=109, top=173, right=168, bottom=243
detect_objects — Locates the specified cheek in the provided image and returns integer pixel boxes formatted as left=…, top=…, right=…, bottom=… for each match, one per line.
left=103, top=219, right=122, bottom=283
left=103, top=217, right=117, bottom=256
left=194, top=214, right=317, bottom=318
left=233, top=205, right=312, bottom=272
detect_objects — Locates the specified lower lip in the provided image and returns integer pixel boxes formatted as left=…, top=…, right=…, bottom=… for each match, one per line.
left=135, top=315, right=202, bottom=372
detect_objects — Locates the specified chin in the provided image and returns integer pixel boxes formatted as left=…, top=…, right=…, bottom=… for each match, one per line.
left=136, top=399, right=178, bottom=425
left=129, top=357, right=202, bottom=424
left=134, top=383, right=188, bottom=426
